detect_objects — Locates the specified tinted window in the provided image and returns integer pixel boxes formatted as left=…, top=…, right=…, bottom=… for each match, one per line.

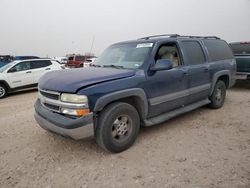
left=75, top=56, right=85, bottom=61
left=182, top=41, right=206, bottom=65
left=204, top=40, right=233, bottom=61
left=230, top=43, right=250, bottom=54
left=31, top=60, right=52, bottom=69
left=11, top=61, right=31, bottom=72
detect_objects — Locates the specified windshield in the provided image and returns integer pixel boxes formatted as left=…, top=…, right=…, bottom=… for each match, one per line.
left=0, top=62, right=15, bottom=73
left=94, top=42, right=153, bottom=69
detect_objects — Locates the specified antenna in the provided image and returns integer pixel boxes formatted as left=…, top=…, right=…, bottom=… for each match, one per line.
left=89, top=36, right=95, bottom=55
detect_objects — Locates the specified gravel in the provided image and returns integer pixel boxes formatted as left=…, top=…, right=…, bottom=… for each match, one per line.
left=0, top=81, right=249, bottom=188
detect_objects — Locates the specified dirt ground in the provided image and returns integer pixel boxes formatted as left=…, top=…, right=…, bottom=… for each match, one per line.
left=0, top=81, right=249, bottom=188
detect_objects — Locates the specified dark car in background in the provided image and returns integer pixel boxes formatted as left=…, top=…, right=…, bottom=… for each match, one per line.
left=0, top=55, right=14, bottom=68
left=230, top=42, right=250, bottom=80
left=14, top=56, right=40, bottom=61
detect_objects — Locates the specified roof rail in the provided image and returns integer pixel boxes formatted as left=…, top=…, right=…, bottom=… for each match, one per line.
left=139, top=34, right=180, bottom=40
left=178, top=35, right=220, bottom=39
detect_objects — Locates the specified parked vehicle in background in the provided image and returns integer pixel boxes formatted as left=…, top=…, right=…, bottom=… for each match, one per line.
left=35, top=34, right=236, bottom=153
left=0, top=59, right=64, bottom=98
left=0, top=55, right=14, bottom=68
left=66, top=54, right=96, bottom=68
left=84, top=57, right=97, bottom=67
left=230, top=41, right=250, bottom=80
left=14, top=56, right=40, bottom=60
left=52, top=57, right=68, bottom=64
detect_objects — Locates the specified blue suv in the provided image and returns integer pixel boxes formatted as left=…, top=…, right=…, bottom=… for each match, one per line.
left=35, top=34, right=236, bottom=153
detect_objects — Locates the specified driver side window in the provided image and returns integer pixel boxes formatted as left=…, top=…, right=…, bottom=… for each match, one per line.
left=155, top=44, right=181, bottom=67
left=10, top=62, right=31, bottom=72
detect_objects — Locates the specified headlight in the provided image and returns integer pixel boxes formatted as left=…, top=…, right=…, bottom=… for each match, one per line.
left=61, top=93, right=88, bottom=103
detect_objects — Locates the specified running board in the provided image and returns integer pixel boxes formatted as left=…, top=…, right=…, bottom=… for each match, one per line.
left=144, top=99, right=210, bottom=127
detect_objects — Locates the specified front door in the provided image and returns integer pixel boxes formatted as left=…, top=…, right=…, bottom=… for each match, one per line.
left=145, top=42, right=189, bottom=118
left=6, top=61, right=34, bottom=88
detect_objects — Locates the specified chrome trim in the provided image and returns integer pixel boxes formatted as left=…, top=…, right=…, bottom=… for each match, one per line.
left=38, top=89, right=89, bottom=113
left=39, top=88, right=60, bottom=95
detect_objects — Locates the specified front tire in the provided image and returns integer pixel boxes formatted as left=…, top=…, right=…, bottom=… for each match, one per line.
left=0, top=84, right=7, bottom=99
left=95, top=102, right=140, bottom=153
left=208, top=80, right=226, bottom=109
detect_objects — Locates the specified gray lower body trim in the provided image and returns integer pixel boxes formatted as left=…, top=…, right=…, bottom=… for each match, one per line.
left=35, top=112, right=94, bottom=140
left=149, top=84, right=211, bottom=106
left=144, top=98, right=210, bottom=126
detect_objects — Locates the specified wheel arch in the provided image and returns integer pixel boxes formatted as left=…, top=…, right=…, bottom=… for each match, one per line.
left=0, top=80, right=10, bottom=91
left=210, top=71, right=230, bottom=96
left=93, top=88, right=148, bottom=120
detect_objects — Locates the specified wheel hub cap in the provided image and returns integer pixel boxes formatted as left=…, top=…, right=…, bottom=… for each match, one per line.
left=0, top=87, right=5, bottom=97
left=112, top=116, right=131, bottom=140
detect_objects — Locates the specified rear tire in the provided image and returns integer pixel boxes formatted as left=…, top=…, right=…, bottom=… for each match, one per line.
left=95, top=102, right=140, bottom=153
left=0, top=84, right=7, bottom=99
left=208, top=80, right=226, bottom=109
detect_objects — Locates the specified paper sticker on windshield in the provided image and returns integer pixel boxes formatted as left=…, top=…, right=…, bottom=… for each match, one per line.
left=136, top=43, right=153, bottom=48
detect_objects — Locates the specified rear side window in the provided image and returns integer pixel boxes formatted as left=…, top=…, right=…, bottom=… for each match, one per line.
left=75, top=56, right=85, bottom=61
left=204, top=40, right=233, bottom=61
left=181, top=41, right=206, bottom=65
left=31, top=60, right=52, bottom=69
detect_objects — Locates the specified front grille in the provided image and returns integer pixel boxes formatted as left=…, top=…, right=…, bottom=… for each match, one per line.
left=38, top=89, right=61, bottom=113
left=40, top=90, right=60, bottom=100
left=44, top=103, right=60, bottom=111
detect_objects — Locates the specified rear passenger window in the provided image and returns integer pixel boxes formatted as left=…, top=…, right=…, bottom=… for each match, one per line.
left=31, top=60, right=52, bottom=69
left=181, top=41, right=206, bottom=65
left=204, top=40, right=233, bottom=61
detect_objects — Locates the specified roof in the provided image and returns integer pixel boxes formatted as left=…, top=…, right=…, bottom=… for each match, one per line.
left=113, top=34, right=221, bottom=45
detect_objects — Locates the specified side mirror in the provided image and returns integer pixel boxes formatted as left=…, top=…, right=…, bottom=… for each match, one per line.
left=151, top=59, right=173, bottom=71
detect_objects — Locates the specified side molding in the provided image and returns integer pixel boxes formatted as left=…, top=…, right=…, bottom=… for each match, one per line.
left=94, top=88, right=148, bottom=119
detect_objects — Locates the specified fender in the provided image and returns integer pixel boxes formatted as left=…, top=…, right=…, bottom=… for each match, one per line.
left=0, top=80, right=11, bottom=90
left=94, top=88, right=148, bottom=119
left=210, top=70, right=230, bottom=96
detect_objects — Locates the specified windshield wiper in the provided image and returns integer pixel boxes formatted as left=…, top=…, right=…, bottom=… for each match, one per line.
left=103, top=64, right=124, bottom=69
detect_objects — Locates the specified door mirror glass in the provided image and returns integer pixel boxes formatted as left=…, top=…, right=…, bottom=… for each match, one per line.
left=151, top=59, right=173, bottom=71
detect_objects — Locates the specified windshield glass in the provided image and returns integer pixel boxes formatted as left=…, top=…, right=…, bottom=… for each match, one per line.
left=0, top=62, right=15, bottom=73
left=94, top=42, right=153, bottom=69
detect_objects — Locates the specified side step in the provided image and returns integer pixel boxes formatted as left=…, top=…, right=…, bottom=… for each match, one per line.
left=144, top=99, right=210, bottom=127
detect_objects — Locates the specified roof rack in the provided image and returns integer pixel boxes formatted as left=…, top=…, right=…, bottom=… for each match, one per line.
left=138, top=34, right=220, bottom=40
left=139, top=34, right=180, bottom=40
left=179, top=35, right=220, bottom=39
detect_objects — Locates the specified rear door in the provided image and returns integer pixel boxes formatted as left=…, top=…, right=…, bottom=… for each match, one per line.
left=30, top=60, right=53, bottom=83
left=179, top=40, right=210, bottom=104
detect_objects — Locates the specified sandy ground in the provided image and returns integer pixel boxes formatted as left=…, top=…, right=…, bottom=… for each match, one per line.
left=0, top=81, right=249, bottom=188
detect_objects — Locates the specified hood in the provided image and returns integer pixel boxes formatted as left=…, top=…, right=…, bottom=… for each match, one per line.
left=39, top=67, right=136, bottom=93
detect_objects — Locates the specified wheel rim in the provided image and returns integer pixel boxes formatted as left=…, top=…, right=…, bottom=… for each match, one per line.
left=0, top=86, right=5, bottom=98
left=111, top=115, right=132, bottom=142
left=215, top=86, right=223, bottom=102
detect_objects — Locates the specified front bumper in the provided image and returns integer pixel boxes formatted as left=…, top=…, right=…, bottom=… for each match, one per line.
left=34, top=100, right=94, bottom=140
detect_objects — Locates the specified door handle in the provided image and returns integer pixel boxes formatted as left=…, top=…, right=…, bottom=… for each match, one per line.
left=183, top=70, right=188, bottom=76
left=26, top=71, right=32, bottom=73
left=45, top=68, right=51, bottom=70
left=204, top=67, right=209, bottom=72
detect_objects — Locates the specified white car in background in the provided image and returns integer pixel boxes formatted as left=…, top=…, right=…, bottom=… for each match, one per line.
left=0, top=59, right=64, bottom=98
left=84, top=57, right=97, bottom=67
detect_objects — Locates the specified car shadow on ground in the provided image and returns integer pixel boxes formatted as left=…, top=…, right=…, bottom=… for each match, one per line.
left=36, top=105, right=208, bottom=157
left=7, top=88, right=37, bottom=98
left=231, top=80, right=250, bottom=90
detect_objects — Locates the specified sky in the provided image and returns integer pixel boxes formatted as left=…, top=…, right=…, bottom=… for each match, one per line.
left=0, top=0, right=250, bottom=57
